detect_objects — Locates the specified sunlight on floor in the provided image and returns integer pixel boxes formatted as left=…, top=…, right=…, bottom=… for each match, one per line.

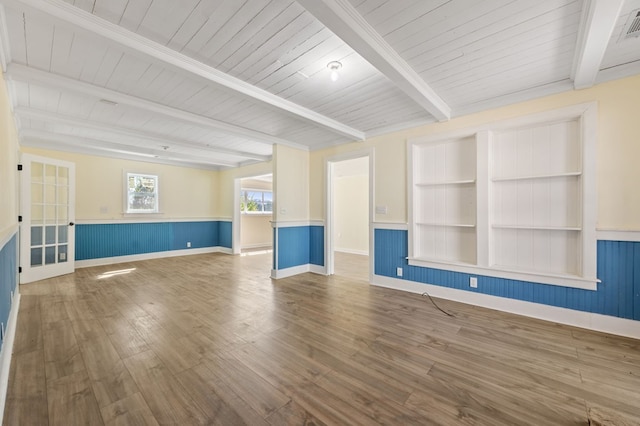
left=240, top=249, right=272, bottom=257
left=97, top=268, right=136, bottom=279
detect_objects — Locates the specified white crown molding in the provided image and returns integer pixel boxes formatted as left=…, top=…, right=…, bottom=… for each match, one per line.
left=15, top=107, right=271, bottom=163
left=20, top=136, right=222, bottom=170
left=298, top=0, right=450, bottom=122
left=571, top=0, right=625, bottom=89
left=9, top=0, right=365, bottom=141
left=6, top=63, right=308, bottom=151
left=21, top=129, right=239, bottom=168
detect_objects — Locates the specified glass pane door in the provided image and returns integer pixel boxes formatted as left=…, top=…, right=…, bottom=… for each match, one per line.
left=21, top=155, right=75, bottom=283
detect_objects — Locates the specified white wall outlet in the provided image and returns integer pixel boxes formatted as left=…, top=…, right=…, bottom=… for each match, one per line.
left=187, top=242, right=191, bottom=248
left=470, top=277, right=478, bottom=288
left=396, top=267, right=403, bottom=277
left=280, top=208, right=287, bottom=215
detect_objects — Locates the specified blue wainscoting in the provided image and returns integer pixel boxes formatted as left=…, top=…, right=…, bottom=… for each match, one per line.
left=374, top=229, right=640, bottom=321
left=276, top=225, right=324, bottom=270
left=77, top=221, right=231, bottom=260
left=0, top=233, right=18, bottom=351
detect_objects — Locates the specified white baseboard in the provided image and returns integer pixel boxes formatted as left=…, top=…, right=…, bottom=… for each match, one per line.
left=371, top=274, right=640, bottom=340
left=335, top=248, right=368, bottom=256
left=271, top=264, right=326, bottom=279
left=241, top=243, right=273, bottom=250
left=76, top=246, right=231, bottom=268
left=0, top=292, right=20, bottom=426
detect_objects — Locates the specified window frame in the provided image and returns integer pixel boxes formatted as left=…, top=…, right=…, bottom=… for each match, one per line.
left=407, top=103, right=598, bottom=290
left=124, top=172, right=160, bottom=214
left=240, top=188, right=273, bottom=215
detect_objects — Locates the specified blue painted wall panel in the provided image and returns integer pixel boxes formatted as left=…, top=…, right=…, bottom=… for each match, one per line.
left=172, top=221, right=218, bottom=250
left=374, top=229, right=640, bottom=321
left=278, top=227, right=310, bottom=269
left=0, top=233, right=18, bottom=350
left=309, top=226, right=324, bottom=266
left=218, top=221, right=232, bottom=249
left=275, top=225, right=325, bottom=270
left=77, top=221, right=223, bottom=260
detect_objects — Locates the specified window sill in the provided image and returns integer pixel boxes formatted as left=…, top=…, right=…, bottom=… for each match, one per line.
left=241, top=212, right=273, bottom=216
left=407, top=257, right=598, bottom=290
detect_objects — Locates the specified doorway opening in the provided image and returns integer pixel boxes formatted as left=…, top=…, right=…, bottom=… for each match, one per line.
left=326, top=153, right=372, bottom=283
left=234, top=174, right=273, bottom=256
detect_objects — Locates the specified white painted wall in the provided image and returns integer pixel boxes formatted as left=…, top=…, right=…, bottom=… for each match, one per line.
left=240, top=215, right=272, bottom=248
left=334, top=164, right=368, bottom=254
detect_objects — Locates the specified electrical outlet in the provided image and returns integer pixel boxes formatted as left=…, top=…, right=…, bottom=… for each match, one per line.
left=187, top=242, right=191, bottom=248
left=470, top=277, right=478, bottom=288
left=396, top=267, right=403, bottom=277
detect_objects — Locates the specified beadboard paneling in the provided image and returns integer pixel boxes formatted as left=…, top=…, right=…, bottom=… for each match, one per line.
left=276, top=225, right=324, bottom=270
left=76, top=221, right=230, bottom=260
left=0, top=233, right=18, bottom=349
left=374, top=229, right=640, bottom=321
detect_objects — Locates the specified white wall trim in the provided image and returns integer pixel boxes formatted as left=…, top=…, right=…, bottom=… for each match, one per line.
left=335, top=248, right=368, bottom=256
left=271, top=263, right=325, bottom=279
left=597, top=229, right=640, bottom=242
left=74, top=218, right=230, bottom=225
left=271, top=220, right=324, bottom=228
left=0, top=292, right=20, bottom=426
left=75, top=246, right=229, bottom=268
left=241, top=243, right=273, bottom=250
left=371, top=274, right=640, bottom=340
left=372, top=222, right=408, bottom=231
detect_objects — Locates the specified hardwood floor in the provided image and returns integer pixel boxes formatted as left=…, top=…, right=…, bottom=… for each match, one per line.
left=5, top=252, right=640, bottom=425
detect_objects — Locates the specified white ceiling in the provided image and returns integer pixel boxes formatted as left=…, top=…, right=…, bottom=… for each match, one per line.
left=0, top=0, right=639, bottom=170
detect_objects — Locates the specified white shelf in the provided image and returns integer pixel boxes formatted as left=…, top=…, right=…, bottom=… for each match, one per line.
left=416, top=179, right=476, bottom=186
left=492, top=171, right=581, bottom=182
left=417, top=222, right=476, bottom=228
left=493, top=224, right=582, bottom=231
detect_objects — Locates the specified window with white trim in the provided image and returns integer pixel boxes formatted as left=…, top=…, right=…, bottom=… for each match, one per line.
left=407, top=103, right=597, bottom=290
left=240, top=189, right=273, bottom=214
left=126, top=173, right=159, bottom=214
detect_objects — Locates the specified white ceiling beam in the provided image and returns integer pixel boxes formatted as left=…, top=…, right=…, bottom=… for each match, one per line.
left=571, top=0, right=625, bottom=90
left=15, top=107, right=272, bottom=162
left=21, top=129, right=238, bottom=168
left=297, top=0, right=451, bottom=122
left=9, top=0, right=365, bottom=141
left=0, top=5, right=11, bottom=72
left=7, top=63, right=306, bottom=150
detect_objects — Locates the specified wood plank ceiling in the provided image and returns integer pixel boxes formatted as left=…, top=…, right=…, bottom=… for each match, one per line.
left=0, top=0, right=638, bottom=169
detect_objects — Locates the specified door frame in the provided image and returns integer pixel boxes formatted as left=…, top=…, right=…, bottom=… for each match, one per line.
left=324, top=148, right=374, bottom=281
left=19, top=153, right=76, bottom=283
left=232, top=172, right=274, bottom=255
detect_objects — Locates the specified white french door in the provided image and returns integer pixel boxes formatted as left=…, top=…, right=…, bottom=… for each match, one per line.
left=20, top=154, right=76, bottom=283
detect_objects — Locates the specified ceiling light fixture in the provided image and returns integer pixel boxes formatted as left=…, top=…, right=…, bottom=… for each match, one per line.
left=327, top=61, right=342, bottom=82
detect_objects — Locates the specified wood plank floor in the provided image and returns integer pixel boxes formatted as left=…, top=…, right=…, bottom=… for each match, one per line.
left=5, top=252, right=640, bottom=425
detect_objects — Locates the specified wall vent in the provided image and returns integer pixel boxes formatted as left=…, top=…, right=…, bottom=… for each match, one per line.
left=622, top=9, right=640, bottom=39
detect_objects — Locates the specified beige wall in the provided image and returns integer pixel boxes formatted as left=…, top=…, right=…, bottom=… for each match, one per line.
left=217, top=161, right=272, bottom=218
left=334, top=175, right=368, bottom=254
left=310, top=74, right=640, bottom=230
left=273, top=145, right=308, bottom=222
left=240, top=214, right=272, bottom=248
left=0, top=73, right=19, bottom=239
left=20, top=148, right=219, bottom=221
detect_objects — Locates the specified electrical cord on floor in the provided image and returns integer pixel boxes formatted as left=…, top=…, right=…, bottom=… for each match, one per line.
left=421, top=292, right=455, bottom=317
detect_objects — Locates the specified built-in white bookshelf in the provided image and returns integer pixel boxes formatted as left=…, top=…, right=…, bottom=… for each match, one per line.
left=491, top=120, right=582, bottom=276
left=407, top=103, right=598, bottom=290
left=410, top=135, right=477, bottom=265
